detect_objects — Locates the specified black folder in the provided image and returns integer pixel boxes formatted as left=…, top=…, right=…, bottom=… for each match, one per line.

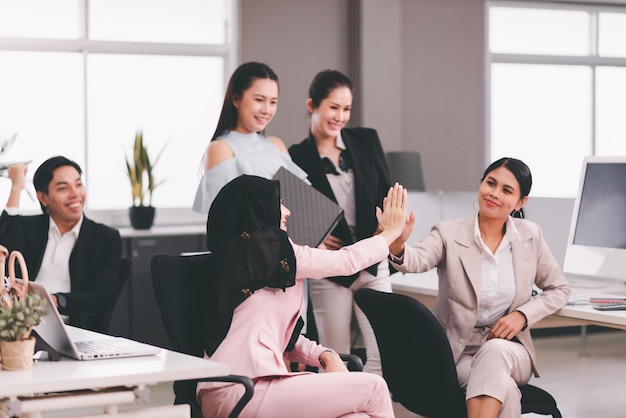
left=272, top=167, right=344, bottom=247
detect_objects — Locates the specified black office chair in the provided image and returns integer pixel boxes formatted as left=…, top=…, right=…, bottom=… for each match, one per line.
left=354, top=289, right=562, bottom=418
left=69, top=257, right=132, bottom=334
left=96, top=257, right=132, bottom=334
left=285, top=302, right=364, bottom=373
left=151, top=252, right=253, bottom=418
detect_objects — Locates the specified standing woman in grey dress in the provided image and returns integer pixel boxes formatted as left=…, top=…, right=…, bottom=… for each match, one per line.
left=192, top=61, right=307, bottom=213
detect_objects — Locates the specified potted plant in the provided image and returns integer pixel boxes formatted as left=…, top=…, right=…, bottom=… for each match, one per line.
left=125, top=130, right=165, bottom=229
left=0, top=248, right=49, bottom=371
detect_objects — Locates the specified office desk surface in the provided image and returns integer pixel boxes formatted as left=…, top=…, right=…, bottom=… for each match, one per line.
left=0, top=326, right=228, bottom=399
left=391, top=271, right=626, bottom=330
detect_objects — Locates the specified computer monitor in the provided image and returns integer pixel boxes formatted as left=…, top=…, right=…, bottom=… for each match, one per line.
left=563, top=156, right=626, bottom=282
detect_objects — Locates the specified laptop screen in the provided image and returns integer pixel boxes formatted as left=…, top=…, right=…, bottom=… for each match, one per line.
left=29, top=280, right=160, bottom=360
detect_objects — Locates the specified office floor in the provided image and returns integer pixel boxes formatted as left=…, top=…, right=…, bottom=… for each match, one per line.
left=393, top=329, right=626, bottom=418
left=44, top=329, right=626, bottom=418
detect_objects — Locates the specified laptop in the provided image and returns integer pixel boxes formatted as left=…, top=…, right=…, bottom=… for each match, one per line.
left=272, top=166, right=344, bottom=248
left=29, top=280, right=161, bottom=360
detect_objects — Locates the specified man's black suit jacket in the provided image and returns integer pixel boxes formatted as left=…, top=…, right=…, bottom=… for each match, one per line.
left=289, top=127, right=392, bottom=287
left=0, top=210, right=122, bottom=330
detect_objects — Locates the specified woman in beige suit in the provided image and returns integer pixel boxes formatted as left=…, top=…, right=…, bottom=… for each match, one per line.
left=388, top=157, right=570, bottom=418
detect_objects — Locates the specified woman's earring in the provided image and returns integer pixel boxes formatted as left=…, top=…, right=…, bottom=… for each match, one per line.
left=512, top=208, right=525, bottom=219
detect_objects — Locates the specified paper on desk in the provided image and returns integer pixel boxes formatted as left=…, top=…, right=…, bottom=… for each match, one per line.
left=566, top=298, right=592, bottom=306
left=566, top=290, right=626, bottom=305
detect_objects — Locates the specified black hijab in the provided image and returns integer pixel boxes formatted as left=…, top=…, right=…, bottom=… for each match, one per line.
left=203, top=174, right=296, bottom=355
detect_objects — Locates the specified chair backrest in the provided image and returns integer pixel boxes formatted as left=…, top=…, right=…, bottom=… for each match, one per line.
left=152, top=252, right=257, bottom=418
left=94, top=257, right=132, bottom=334
left=151, top=252, right=214, bottom=357
left=151, top=252, right=216, bottom=418
left=354, top=288, right=466, bottom=418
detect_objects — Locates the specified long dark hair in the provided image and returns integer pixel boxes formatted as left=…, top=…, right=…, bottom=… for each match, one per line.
left=211, top=62, right=279, bottom=141
left=481, top=157, right=532, bottom=218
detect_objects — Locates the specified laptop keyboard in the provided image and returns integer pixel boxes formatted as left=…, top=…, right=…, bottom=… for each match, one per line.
left=73, top=338, right=159, bottom=359
left=75, top=340, right=122, bottom=355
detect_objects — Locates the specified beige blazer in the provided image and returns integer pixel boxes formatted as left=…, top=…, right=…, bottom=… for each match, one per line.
left=392, top=218, right=571, bottom=377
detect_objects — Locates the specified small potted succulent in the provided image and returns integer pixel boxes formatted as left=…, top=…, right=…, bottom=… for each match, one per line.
left=0, top=248, right=49, bottom=370
left=125, top=130, right=165, bottom=229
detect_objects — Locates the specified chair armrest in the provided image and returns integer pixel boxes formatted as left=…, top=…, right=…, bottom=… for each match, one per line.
left=289, top=353, right=363, bottom=372
left=339, top=353, right=363, bottom=371
left=195, top=374, right=254, bottom=418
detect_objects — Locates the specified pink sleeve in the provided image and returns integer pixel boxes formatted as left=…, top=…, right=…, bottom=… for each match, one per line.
left=283, top=335, right=327, bottom=367
left=292, top=235, right=388, bottom=280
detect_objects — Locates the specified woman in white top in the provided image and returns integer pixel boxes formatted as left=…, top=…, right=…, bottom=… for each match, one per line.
left=193, top=62, right=306, bottom=213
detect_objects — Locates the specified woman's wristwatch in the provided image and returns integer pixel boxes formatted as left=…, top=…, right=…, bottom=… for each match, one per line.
left=388, top=251, right=404, bottom=264
left=55, top=293, right=67, bottom=310
left=318, top=349, right=335, bottom=369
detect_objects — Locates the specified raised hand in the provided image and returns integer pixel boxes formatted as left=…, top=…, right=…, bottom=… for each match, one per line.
left=376, top=183, right=408, bottom=245
left=389, top=210, right=415, bottom=257
left=7, top=164, right=27, bottom=191
left=5, top=164, right=29, bottom=208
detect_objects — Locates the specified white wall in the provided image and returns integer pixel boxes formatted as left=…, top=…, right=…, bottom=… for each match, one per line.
left=240, top=0, right=351, bottom=145
left=399, top=0, right=486, bottom=191
left=357, top=0, right=403, bottom=150
left=524, top=197, right=575, bottom=267
left=240, top=0, right=487, bottom=192
left=238, top=0, right=578, bottom=261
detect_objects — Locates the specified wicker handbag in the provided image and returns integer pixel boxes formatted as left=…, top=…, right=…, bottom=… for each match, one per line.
left=0, top=245, right=39, bottom=370
left=0, top=245, right=29, bottom=309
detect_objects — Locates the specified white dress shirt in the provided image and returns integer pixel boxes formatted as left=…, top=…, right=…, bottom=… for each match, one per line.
left=35, top=215, right=83, bottom=295
left=473, top=214, right=517, bottom=327
left=322, top=132, right=357, bottom=239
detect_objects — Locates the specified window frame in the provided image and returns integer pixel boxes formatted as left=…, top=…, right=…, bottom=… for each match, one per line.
left=0, top=0, right=239, bottom=227
left=487, top=0, right=626, bottom=197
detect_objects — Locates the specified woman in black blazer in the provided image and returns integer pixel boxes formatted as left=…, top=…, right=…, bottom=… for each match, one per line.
left=289, top=69, right=392, bottom=376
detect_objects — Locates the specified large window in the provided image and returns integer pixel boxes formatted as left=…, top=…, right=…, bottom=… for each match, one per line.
left=489, top=2, right=626, bottom=197
left=0, top=0, right=236, bottom=223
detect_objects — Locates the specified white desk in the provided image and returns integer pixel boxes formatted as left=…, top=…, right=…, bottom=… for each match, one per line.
left=0, top=327, right=229, bottom=418
left=391, top=271, right=626, bottom=331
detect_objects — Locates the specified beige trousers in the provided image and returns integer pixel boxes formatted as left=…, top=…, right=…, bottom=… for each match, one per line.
left=456, top=327, right=533, bottom=418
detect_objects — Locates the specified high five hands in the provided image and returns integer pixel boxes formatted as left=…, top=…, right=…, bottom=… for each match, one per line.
left=376, top=184, right=415, bottom=256
left=376, top=183, right=413, bottom=246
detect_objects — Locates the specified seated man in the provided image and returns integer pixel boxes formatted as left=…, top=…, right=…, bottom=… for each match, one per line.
left=0, top=156, right=122, bottom=331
